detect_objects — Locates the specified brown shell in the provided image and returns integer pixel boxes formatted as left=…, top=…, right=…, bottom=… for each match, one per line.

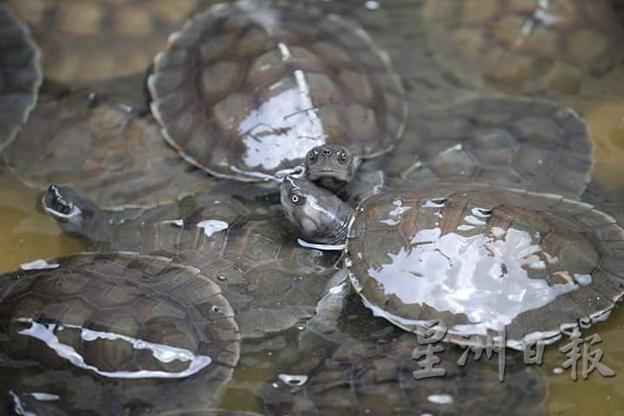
left=423, top=0, right=624, bottom=94
left=6, top=0, right=205, bottom=83
left=0, top=4, right=41, bottom=152
left=2, top=91, right=215, bottom=209
left=149, top=0, right=406, bottom=181
left=78, top=194, right=341, bottom=339
left=390, top=96, right=593, bottom=198
left=0, top=252, right=240, bottom=415
left=263, top=331, right=546, bottom=416
left=348, top=182, right=624, bottom=349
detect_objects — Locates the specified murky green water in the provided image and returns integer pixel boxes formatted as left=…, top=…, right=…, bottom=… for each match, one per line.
left=1, top=0, right=624, bottom=414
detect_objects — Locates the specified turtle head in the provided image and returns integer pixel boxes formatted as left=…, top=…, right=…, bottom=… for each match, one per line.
left=304, top=144, right=355, bottom=191
left=281, top=176, right=353, bottom=245
left=43, top=184, right=110, bottom=243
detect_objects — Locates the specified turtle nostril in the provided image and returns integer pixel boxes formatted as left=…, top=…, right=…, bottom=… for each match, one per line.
left=322, top=148, right=332, bottom=156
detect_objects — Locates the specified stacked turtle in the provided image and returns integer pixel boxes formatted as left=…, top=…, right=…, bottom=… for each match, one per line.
left=0, top=0, right=622, bottom=414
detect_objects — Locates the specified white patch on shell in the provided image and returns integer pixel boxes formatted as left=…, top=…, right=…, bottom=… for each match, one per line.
left=360, top=226, right=581, bottom=338
left=196, top=220, right=229, bottom=237
left=31, top=393, right=61, bottom=401
left=427, top=394, right=454, bottom=404
left=298, top=238, right=345, bottom=251
left=20, top=259, right=60, bottom=271
left=239, top=43, right=325, bottom=172
left=16, top=319, right=212, bottom=379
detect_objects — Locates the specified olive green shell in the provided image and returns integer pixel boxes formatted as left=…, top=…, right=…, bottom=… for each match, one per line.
left=149, top=0, right=406, bottom=181
left=0, top=4, right=41, bottom=152
left=0, top=252, right=240, bottom=415
left=262, top=329, right=546, bottom=416
left=6, top=0, right=205, bottom=83
left=77, top=193, right=341, bottom=339
left=2, top=92, right=214, bottom=209
left=423, top=0, right=624, bottom=94
left=348, top=182, right=624, bottom=349
left=389, top=96, right=593, bottom=198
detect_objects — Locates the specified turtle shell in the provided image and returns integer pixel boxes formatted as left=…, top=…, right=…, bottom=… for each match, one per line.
left=6, top=0, right=206, bottom=83
left=65, top=192, right=341, bottom=339
left=0, top=4, right=41, bottom=152
left=0, top=252, right=240, bottom=415
left=148, top=0, right=406, bottom=181
left=347, top=182, right=624, bottom=349
left=389, top=96, right=593, bottom=198
left=2, top=91, right=215, bottom=209
left=423, top=0, right=624, bottom=94
left=262, top=327, right=546, bottom=416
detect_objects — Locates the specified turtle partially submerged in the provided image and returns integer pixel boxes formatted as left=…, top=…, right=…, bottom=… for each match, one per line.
left=281, top=178, right=624, bottom=349
left=0, top=252, right=240, bottom=415
left=148, top=0, right=406, bottom=181
left=2, top=91, right=215, bottom=210
left=0, top=4, right=41, bottom=152
left=304, top=96, right=594, bottom=202
left=6, top=0, right=205, bottom=83
left=43, top=186, right=341, bottom=339
left=261, top=297, right=547, bottom=416
left=423, top=0, right=624, bottom=94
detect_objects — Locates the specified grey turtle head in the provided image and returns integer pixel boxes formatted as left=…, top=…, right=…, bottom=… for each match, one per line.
left=304, top=144, right=355, bottom=192
left=280, top=176, right=353, bottom=245
left=43, top=184, right=110, bottom=243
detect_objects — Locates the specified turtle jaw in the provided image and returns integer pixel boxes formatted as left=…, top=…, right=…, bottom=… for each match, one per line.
left=43, top=184, right=82, bottom=222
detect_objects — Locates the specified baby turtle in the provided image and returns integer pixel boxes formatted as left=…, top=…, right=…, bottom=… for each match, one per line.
left=148, top=0, right=406, bottom=181
left=262, top=308, right=547, bottom=416
left=304, top=96, right=594, bottom=203
left=2, top=91, right=214, bottom=210
left=0, top=252, right=240, bottom=415
left=6, top=0, right=205, bottom=83
left=43, top=187, right=341, bottom=339
left=423, top=0, right=624, bottom=94
left=281, top=178, right=624, bottom=349
left=0, top=4, right=41, bottom=152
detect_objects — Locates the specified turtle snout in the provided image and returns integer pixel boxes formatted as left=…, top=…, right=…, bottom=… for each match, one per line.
left=321, top=147, right=332, bottom=157
left=44, top=185, right=73, bottom=216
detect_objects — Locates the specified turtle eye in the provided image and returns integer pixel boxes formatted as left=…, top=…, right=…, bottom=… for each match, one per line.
left=290, top=193, right=304, bottom=205
left=338, top=151, right=349, bottom=164
left=307, top=150, right=317, bottom=163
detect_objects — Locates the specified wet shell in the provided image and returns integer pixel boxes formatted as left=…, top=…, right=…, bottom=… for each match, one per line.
left=348, top=182, right=624, bottom=349
left=0, top=4, right=41, bottom=152
left=149, top=0, right=406, bottom=181
left=55, top=192, right=341, bottom=339
left=391, top=96, right=593, bottom=198
left=2, top=92, right=214, bottom=209
left=262, top=327, right=546, bottom=416
left=0, top=252, right=240, bottom=415
left=423, top=0, right=624, bottom=94
left=6, top=0, right=205, bottom=83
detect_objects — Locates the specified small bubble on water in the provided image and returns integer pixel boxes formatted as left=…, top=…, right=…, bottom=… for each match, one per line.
left=553, top=367, right=564, bottom=375
left=278, top=374, right=309, bottom=386
left=217, top=275, right=227, bottom=281
left=296, top=323, right=306, bottom=330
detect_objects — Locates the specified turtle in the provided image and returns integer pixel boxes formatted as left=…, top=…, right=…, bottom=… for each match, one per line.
left=304, top=96, right=594, bottom=204
left=280, top=177, right=624, bottom=350
left=422, top=0, right=624, bottom=95
left=0, top=4, right=42, bottom=153
left=5, top=0, right=208, bottom=84
left=148, top=0, right=406, bottom=182
left=42, top=185, right=342, bottom=340
left=1, top=91, right=217, bottom=210
left=0, top=252, right=240, bottom=415
left=260, top=295, right=547, bottom=416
